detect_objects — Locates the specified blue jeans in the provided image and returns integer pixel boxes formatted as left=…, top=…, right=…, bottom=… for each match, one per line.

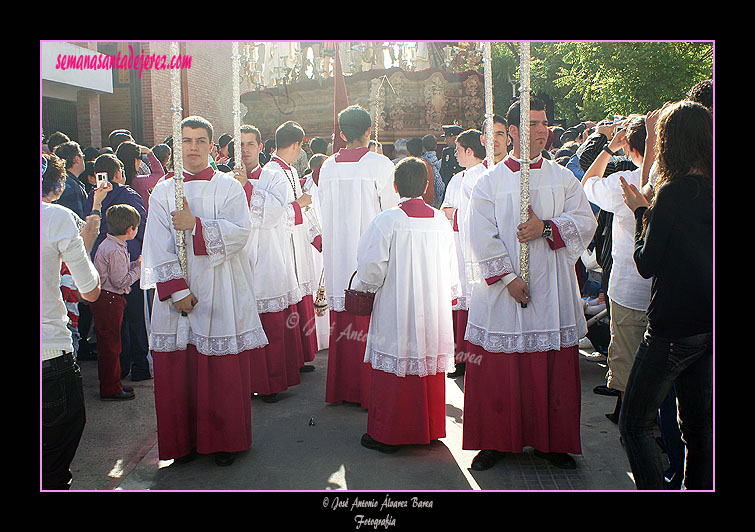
left=619, top=330, right=713, bottom=490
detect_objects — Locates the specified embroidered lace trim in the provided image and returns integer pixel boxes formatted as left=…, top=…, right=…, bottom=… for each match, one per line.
left=142, top=260, right=184, bottom=288
left=366, top=347, right=455, bottom=378
left=551, top=216, right=582, bottom=257
left=452, top=295, right=469, bottom=311
left=477, top=254, right=514, bottom=280
left=149, top=326, right=268, bottom=356
left=256, top=286, right=303, bottom=314
left=201, top=219, right=225, bottom=261
left=465, top=322, right=582, bottom=353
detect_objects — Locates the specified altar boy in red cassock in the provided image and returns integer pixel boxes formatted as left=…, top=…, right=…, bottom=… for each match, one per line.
left=462, top=98, right=597, bottom=471
left=318, top=105, right=400, bottom=408
left=141, top=116, right=269, bottom=467
left=355, top=157, right=460, bottom=453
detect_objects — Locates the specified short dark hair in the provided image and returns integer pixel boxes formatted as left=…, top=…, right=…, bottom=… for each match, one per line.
left=310, top=137, right=328, bottom=154
left=152, top=144, right=171, bottom=166
left=394, top=157, right=429, bottom=198
left=54, top=141, right=83, bottom=170
left=42, top=153, right=67, bottom=197
left=309, top=153, right=327, bottom=171
left=406, top=137, right=424, bottom=157
left=456, top=129, right=485, bottom=159
left=108, top=129, right=133, bottom=150
left=46, top=131, right=71, bottom=152
left=94, top=153, right=123, bottom=182
left=338, top=105, right=372, bottom=142
left=106, top=204, right=141, bottom=236
left=422, top=134, right=437, bottom=152
left=181, top=116, right=214, bottom=143
left=218, top=133, right=233, bottom=148
left=275, top=121, right=305, bottom=150
left=505, top=97, right=547, bottom=130
left=686, top=79, right=713, bottom=111
left=240, top=124, right=262, bottom=145
left=115, top=141, right=141, bottom=185
left=624, top=115, right=647, bottom=157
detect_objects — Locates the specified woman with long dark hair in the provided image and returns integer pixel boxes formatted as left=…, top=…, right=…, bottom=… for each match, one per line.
left=619, top=100, right=713, bottom=490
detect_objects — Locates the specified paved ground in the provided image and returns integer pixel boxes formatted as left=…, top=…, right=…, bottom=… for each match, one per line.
left=65, top=343, right=646, bottom=494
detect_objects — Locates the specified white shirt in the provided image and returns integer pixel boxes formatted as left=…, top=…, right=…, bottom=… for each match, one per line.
left=465, top=156, right=597, bottom=353
left=318, top=147, right=400, bottom=311
left=583, top=168, right=652, bottom=311
left=355, top=199, right=460, bottom=377
left=42, top=202, right=99, bottom=356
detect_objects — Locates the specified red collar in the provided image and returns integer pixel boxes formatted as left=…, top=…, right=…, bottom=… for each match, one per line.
left=503, top=155, right=543, bottom=172
left=335, top=146, right=369, bottom=163
left=166, top=165, right=215, bottom=182
left=247, top=165, right=262, bottom=180
left=311, top=166, right=321, bottom=186
left=270, top=155, right=292, bottom=171
left=399, top=198, right=434, bottom=218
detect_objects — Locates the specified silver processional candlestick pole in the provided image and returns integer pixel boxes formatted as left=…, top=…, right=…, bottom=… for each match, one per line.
left=232, top=42, right=243, bottom=171
left=483, top=42, right=494, bottom=168
left=518, top=41, right=531, bottom=308
left=170, top=41, right=188, bottom=283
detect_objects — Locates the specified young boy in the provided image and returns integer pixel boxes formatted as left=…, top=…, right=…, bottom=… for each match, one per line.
left=354, top=157, right=460, bottom=453
left=90, top=204, right=142, bottom=401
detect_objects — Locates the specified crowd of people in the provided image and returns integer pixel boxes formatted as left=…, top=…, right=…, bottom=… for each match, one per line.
left=41, top=78, right=712, bottom=491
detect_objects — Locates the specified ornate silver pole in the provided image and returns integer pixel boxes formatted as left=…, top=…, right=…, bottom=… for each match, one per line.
left=518, top=41, right=531, bottom=308
left=170, top=41, right=188, bottom=282
left=483, top=41, right=495, bottom=168
left=231, top=42, right=243, bottom=171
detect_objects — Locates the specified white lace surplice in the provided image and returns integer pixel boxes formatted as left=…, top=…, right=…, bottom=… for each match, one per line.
left=464, top=158, right=597, bottom=354
left=318, top=149, right=400, bottom=312
left=355, top=204, right=460, bottom=378
left=248, top=164, right=304, bottom=313
left=141, top=171, right=268, bottom=356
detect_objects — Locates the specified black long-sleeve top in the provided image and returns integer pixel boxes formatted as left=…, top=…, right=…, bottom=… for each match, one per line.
left=632, top=175, right=713, bottom=338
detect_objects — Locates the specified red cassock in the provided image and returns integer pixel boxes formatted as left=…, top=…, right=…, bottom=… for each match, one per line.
left=243, top=165, right=306, bottom=395
left=325, top=310, right=372, bottom=408
left=358, top=199, right=459, bottom=445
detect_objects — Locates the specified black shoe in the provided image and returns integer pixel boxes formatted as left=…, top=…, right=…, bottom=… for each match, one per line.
left=360, top=433, right=399, bottom=454
left=214, top=452, right=236, bottom=466
left=593, top=385, right=620, bottom=397
left=447, top=363, right=466, bottom=378
left=534, top=450, right=576, bottom=469
left=470, top=449, right=506, bottom=471
left=174, top=449, right=198, bottom=464
left=101, top=389, right=135, bottom=401
left=605, top=412, right=619, bottom=424
left=260, top=393, right=279, bottom=403
left=121, top=385, right=134, bottom=393
left=299, top=365, right=315, bottom=373
left=131, top=373, right=153, bottom=382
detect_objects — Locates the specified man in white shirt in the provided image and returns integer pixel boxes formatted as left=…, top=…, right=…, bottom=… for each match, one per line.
left=42, top=153, right=101, bottom=489
left=141, top=116, right=269, bottom=466
left=462, top=98, right=597, bottom=471
left=318, top=105, right=400, bottom=408
left=582, top=115, right=652, bottom=408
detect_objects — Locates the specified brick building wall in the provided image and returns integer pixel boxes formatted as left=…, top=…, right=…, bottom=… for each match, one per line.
left=141, top=41, right=240, bottom=147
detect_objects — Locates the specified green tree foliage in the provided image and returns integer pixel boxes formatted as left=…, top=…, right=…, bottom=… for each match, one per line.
left=489, top=42, right=713, bottom=126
